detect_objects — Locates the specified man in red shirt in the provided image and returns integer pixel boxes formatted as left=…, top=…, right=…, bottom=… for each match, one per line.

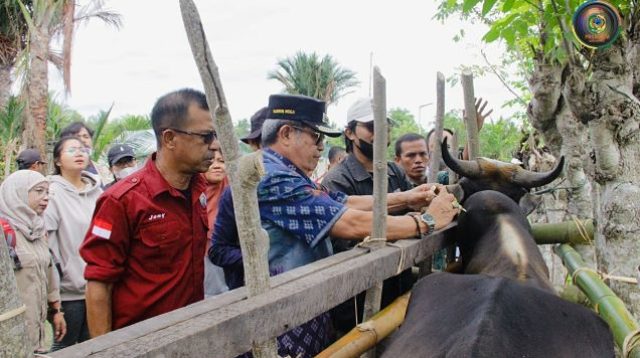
left=80, top=88, right=217, bottom=336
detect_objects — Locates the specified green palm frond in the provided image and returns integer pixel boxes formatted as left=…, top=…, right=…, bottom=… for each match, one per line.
left=267, top=51, right=360, bottom=106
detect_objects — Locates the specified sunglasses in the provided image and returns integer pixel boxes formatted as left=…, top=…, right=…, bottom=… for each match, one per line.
left=166, top=128, right=217, bottom=145
left=290, top=125, right=324, bottom=146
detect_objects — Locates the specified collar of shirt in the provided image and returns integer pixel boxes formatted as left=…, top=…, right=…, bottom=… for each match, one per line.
left=262, top=147, right=316, bottom=186
left=344, top=154, right=398, bottom=182
left=140, top=153, right=207, bottom=201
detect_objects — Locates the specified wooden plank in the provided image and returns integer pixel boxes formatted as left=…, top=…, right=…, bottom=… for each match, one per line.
left=427, top=72, right=446, bottom=183
left=49, top=227, right=455, bottom=358
left=46, top=248, right=367, bottom=357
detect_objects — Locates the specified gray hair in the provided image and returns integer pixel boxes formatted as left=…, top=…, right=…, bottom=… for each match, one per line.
left=261, top=119, right=298, bottom=147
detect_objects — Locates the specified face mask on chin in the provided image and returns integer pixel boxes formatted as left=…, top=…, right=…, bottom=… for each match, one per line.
left=114, top=166, right=139, bottom=180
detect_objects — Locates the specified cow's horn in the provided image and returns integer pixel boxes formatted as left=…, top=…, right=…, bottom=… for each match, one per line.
left=512, top=156, right=565, bottom=188
left=441, top=137, right=481, bottom=178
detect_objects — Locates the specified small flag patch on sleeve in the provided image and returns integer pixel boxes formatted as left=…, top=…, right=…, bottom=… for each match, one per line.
left=92, top=219, right=113, bottom=240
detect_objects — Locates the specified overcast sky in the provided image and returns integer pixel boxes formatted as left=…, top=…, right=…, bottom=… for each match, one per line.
left=48, top=0, right=517, bottom=130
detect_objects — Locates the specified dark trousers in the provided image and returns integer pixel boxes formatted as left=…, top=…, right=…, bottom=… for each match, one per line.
left=50, top=299, right=90, bottom=351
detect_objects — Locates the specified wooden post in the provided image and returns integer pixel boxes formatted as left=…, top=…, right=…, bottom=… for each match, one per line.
left=447, top=133, right=459, bottom=184
left=0, top=229, right=29, bottom=357
left=361, top=67, right=388, bottom=358
left=179, top=1, right=277, bottom=356
left=427, top=72, right=445, bottom=183
left=461, top=70, right=480, bottom=160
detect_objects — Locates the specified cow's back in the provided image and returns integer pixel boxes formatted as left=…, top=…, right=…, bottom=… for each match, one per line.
left=382, top=272, right=614, bottom=358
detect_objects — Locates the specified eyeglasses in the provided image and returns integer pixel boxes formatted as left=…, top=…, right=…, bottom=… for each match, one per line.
left=290, top=126, right=324, bottom=146
left=63, top=147, right=90, bottom=155
left=166, top=128, right=217, bottom=145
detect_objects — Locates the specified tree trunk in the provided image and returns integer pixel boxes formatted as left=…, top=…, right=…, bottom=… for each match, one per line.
left=22, top=25, right=49, bottom=158
left=564, top=41, right=640, bottom=317
left=0, top=64, right=12, bottom=111
left=0, top=229, right=29, bottom=357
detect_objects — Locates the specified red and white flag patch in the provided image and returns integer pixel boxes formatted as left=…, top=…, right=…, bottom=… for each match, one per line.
left=91, top=219, right=113, bottom=240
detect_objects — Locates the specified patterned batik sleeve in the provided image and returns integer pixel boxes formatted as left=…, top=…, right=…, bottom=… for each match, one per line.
left=258, top=170, right=347, bottom=249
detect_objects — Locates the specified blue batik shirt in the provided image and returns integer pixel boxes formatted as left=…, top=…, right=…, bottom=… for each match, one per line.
left=258, top=148, right=348, bottom=276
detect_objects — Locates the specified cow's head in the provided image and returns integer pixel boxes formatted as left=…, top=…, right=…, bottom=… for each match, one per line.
left=441, top=138, right=564, bottom=212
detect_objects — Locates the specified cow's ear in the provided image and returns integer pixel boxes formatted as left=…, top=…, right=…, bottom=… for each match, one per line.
left=519, top=193, right=542, bottom=216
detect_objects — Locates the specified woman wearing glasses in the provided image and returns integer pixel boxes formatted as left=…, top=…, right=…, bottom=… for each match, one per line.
left=0, top=170, right=66, bottom=354
left=45, top=136, right=103, bottom=350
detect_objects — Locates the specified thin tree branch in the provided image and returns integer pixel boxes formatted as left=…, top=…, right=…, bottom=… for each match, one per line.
left=480, top=49, right=528, bottom=106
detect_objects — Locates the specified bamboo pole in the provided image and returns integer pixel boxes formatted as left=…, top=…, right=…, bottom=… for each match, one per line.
left=179, top=1, right=277, bottom=356
left=531, top=219, right=594, bottom=245
left=361, top=67, right=388, bottom=358
left=316, top=293, right=410, bottom=358
left=555, top=244, right=640, bottom=358
left=427, top=72, right=445, bottom=183
left=461, top=70, right=480, bottom=160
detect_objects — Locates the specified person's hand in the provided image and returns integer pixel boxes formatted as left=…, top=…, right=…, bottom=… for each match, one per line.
left=463, top=97, right=493, bottom=130
left=53, top=312, right=67, bottom=342
left=406, top=184, right=440, bottom=210
left=425, top=188, right=460, bottom=230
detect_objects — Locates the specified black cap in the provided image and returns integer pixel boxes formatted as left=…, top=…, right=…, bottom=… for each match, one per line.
left=267, top=94, right=342, bottom=137
left=16, top=149, right=45, bottom=169
left=107, top=144, right=135, bottom=167
left=240, top=107, right=268, bottom=144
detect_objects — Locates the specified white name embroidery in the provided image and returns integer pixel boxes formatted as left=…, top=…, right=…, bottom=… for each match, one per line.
left=147, top=213, right=166, bottom=222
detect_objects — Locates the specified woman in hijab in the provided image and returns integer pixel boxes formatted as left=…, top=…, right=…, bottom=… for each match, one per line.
left=0, top=170, right=66, bottom=353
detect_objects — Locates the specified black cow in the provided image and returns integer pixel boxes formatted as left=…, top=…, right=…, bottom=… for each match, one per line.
left=381, top=140, right=614, bottom=357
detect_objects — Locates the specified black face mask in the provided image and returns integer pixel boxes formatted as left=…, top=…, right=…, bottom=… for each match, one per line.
left=355, top=137, right=374, bottom=161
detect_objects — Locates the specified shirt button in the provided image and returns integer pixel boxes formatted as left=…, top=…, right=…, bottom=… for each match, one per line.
left=131, top=178, right=138, bottom=183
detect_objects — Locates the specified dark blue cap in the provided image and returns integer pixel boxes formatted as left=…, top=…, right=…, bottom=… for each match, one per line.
left=267, top=94, right=342, bottom=137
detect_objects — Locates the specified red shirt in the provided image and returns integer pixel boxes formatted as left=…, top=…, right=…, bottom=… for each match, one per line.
left=80, top=154, right=208, bottom=329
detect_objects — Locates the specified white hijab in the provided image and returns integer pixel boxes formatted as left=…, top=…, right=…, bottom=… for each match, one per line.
left=0, top=170, right=48, bottom=241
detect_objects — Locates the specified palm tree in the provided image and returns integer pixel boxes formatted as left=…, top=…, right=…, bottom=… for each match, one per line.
left=267, top=51, right=360, bottom=106
left=0, top=0, right=31, bottom=110
left=17, top=0, right=121, bottom=159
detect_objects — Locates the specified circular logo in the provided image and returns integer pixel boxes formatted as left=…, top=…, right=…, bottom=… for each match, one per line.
left=572, top=1, right=621, bottom=49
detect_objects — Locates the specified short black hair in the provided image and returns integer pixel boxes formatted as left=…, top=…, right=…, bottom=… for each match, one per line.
left=150, top=88, right=209, bottom=147
left=60, top=121, right=94, bottom=139
left=394, top=133, right=426, bottom=157
left=343, top=120, right=358, bottom=153
left=328, top=146, right=346, bottom=163
left=52, top=136, right=83, bottom=175
left=426, top=128, right=454, bottom=152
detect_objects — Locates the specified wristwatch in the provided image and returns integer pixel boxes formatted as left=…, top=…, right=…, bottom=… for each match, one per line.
left=420, top=212, right=436, bottom=236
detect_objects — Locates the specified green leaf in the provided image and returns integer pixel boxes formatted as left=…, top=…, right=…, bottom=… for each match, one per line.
left=502, top=0, right=516, bottom=12
left=483, top=26, right=501, bottom=43
left=462, top=0, right=482, bottom=13
left=482, top=0, right=499, bottom=15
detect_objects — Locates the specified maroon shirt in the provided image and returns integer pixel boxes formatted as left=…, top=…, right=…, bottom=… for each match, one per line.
left=80, top=153, right=208, bottom=329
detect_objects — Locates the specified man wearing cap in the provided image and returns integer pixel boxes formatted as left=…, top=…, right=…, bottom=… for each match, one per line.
left=105, top=144, right=138, bottom=189
left=240, top=107, right=268, bottom=151
left=210, top=94, right=459, bottom=357
left=81, top=88, right=216, bottom=336
left=321, top=98, right=420, bottom=336
left=16, top=149, right=47, bottom=174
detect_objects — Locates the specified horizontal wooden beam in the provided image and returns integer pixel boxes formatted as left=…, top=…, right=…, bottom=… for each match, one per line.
left=50, top=225, right=455, bottom=357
